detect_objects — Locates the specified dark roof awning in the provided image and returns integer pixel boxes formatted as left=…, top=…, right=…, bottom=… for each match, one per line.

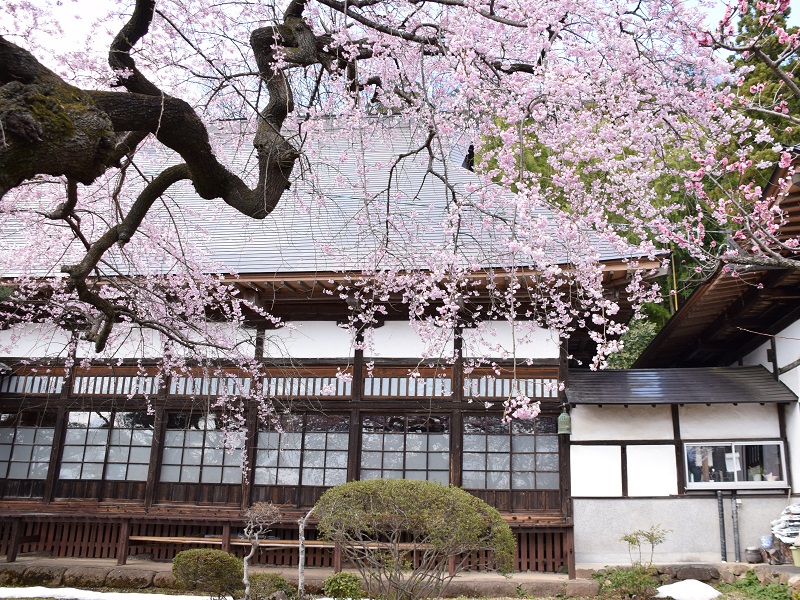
left=566, top=366, right=798, bottom=405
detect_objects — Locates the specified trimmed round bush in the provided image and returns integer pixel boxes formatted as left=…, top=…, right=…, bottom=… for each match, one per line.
left=322, top=572, right=365, bottom=599
left=315, top=479, right=515, bottom=600
left=249, top=572, right=298, bottom=600
left=172, top=548, right=243, bottom=599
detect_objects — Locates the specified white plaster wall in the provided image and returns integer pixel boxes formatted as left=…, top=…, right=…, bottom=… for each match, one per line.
left=0, top=323, right=258, bottom=361
left=0, top=324, right=72, bottom=358
left=741, top=321, right=800, bottom=396
left=739, top=320, right=800, bottom=494
left=786, top=402, right=800, bottom=494
left=264, top=321, right=354, bottom=359
left=74, top=327, right=165, bottom=359
left=627, top=445, right=678, bottom=497
left=571, top=445, right=622, bottom=497
left=461, top=321, right=560, bottom=360
left=679, top=404, right=780, bottom=439
left=365, top=321, right=455, bottom=359
left=571, top=405, right=674, bottom=442
left=574, top=496, right=791, bottom=565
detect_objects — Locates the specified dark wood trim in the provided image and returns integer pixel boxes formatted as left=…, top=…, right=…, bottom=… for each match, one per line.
left=559, top=343, right=571, bottom=520
left=117, top=519, right=130, bottom=565
left=347, top=408, right=360, bottom=482
left=254, top=327, right=266, bottom=360
left=620, top=445, right=628, bottom=497
left=567, top=439, right=678, bottom=445
left=560, top=429, right=571, bottom=519
left=450, top=409, right=463, bottom=488
left=452, top=329, right=464, bottom=487
left=242, top=407, right=259, bottom=509
left=144, top=404, right=166, bottom=510
left=778, top=404, right=792, bottom=490
left=352, top=348, right=363, bottom=403
left=6, top=518, right=20, bottom=562
left=672, top=405, right=685, bottom=493
left=43, top=407, right=66, bottom=504
left=565, top=526, right=576, bottom=579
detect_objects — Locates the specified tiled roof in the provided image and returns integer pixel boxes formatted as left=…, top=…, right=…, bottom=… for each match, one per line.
left=140, top=118, right=635, bottom=276
left=566, top=366, right=797, bottom=404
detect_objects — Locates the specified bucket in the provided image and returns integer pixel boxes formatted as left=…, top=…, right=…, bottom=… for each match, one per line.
left=792, top=546, right=800, bottom=568
left=745, top=547, right=763, bottom=563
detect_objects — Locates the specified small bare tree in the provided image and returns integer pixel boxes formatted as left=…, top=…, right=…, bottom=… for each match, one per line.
left=243, top=502, right=282, bottom=600
left=297, top=506, right=315, bottom=600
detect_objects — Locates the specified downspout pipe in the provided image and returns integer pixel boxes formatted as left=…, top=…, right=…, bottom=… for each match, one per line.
left=731, top=491, right=741, bottom=563
left=717, top=490, right=727, bottom=561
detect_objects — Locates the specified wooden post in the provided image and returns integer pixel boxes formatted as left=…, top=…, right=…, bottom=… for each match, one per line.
left=333, top=547, right=342, bottom=573
left=6, top=519, right=20, bottom=563
left=566, top=527, right=576, bottom=580
left=43, top=408, right=66, bottom=505
left=144, top=404, right=166, bottom=509
left=116, top=519, right=130, bottom=565
left=222, top=522, right=231, bottom=553
left=242, top=408, right=258, bottom=510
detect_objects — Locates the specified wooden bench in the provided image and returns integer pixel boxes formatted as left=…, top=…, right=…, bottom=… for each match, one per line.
left=123, top=535, right=439, bottom=572
left=123, top=534, right=340, bottom=568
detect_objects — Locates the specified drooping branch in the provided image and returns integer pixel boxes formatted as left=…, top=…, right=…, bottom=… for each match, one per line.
left=62, top=163, right=192, bottom=351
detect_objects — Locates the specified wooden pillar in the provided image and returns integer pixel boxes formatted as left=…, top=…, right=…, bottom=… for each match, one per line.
left=6, top=518, right=20, bottom=563
left=242, top=406, right=259, bottom=510
left=671, top=405, right=685, bottom=492
left=333, top=547, right=343, bottom=572
left=42, top=408, right=66, bottom=505
left=116, top=519, right=130, bottom=565
left=451, top=328, right=463, bottom=487
left=144, top=403, right=167, bottom=510
left=566, top=527, right=576, bottom=580
left=620, top=445, right=628, bottom=497
left=347, top=345, right=364, bottom=483
left=222, top=523, right=231, bottom=553
left=778, top=403, right=792, bottom=490
left=559, top=342, right=572, bottom=518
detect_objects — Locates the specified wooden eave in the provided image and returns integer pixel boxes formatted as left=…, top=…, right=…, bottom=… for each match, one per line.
left=634, top=156, right=800, bottom=369
left=633, top=266, right=800, bottom=368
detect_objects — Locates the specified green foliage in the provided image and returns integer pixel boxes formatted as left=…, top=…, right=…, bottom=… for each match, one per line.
left=322, top=572, right=365, bottom=599
left=618, top=524, right=670, bottom=567
left=315, top=479, right=515, bottom=600
left=606, top=319, right=660, bottom=369
left=718, top=569, right=791, bottom=600
left=732, top=5, right=800, bottom=146
left=172, top=549, right=244, bottom=600
left=594, top=524, right=670, bottom=600
left=594, top=565, right=660, bottom=600
left=249, top=572, right=299, bottom=600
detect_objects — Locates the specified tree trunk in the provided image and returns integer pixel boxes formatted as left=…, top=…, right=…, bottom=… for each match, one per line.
left=244, top=537, right=259, bottom=600
left=298, top=507, right=315, bottom=599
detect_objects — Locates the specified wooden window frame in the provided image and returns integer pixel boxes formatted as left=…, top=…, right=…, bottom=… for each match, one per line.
left=462, top=414, right=559, bottom=491
left=253, top=413, right=350, bottom=487
left=60, top=410, right=155, bottom=482
left=359, top=414, right=451, bottom=483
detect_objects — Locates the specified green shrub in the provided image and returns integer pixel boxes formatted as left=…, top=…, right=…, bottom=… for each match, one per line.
left=315, top=479, right=515, bottom=600
left=322, top=572, right=365, bottom=599
left=172, top=548, right=244, bottom=599
left=249, top=572, right=299, bottom=600
left=718, top=569, right=791, bottom=600
left=594, top=565, right=660, bottom=599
